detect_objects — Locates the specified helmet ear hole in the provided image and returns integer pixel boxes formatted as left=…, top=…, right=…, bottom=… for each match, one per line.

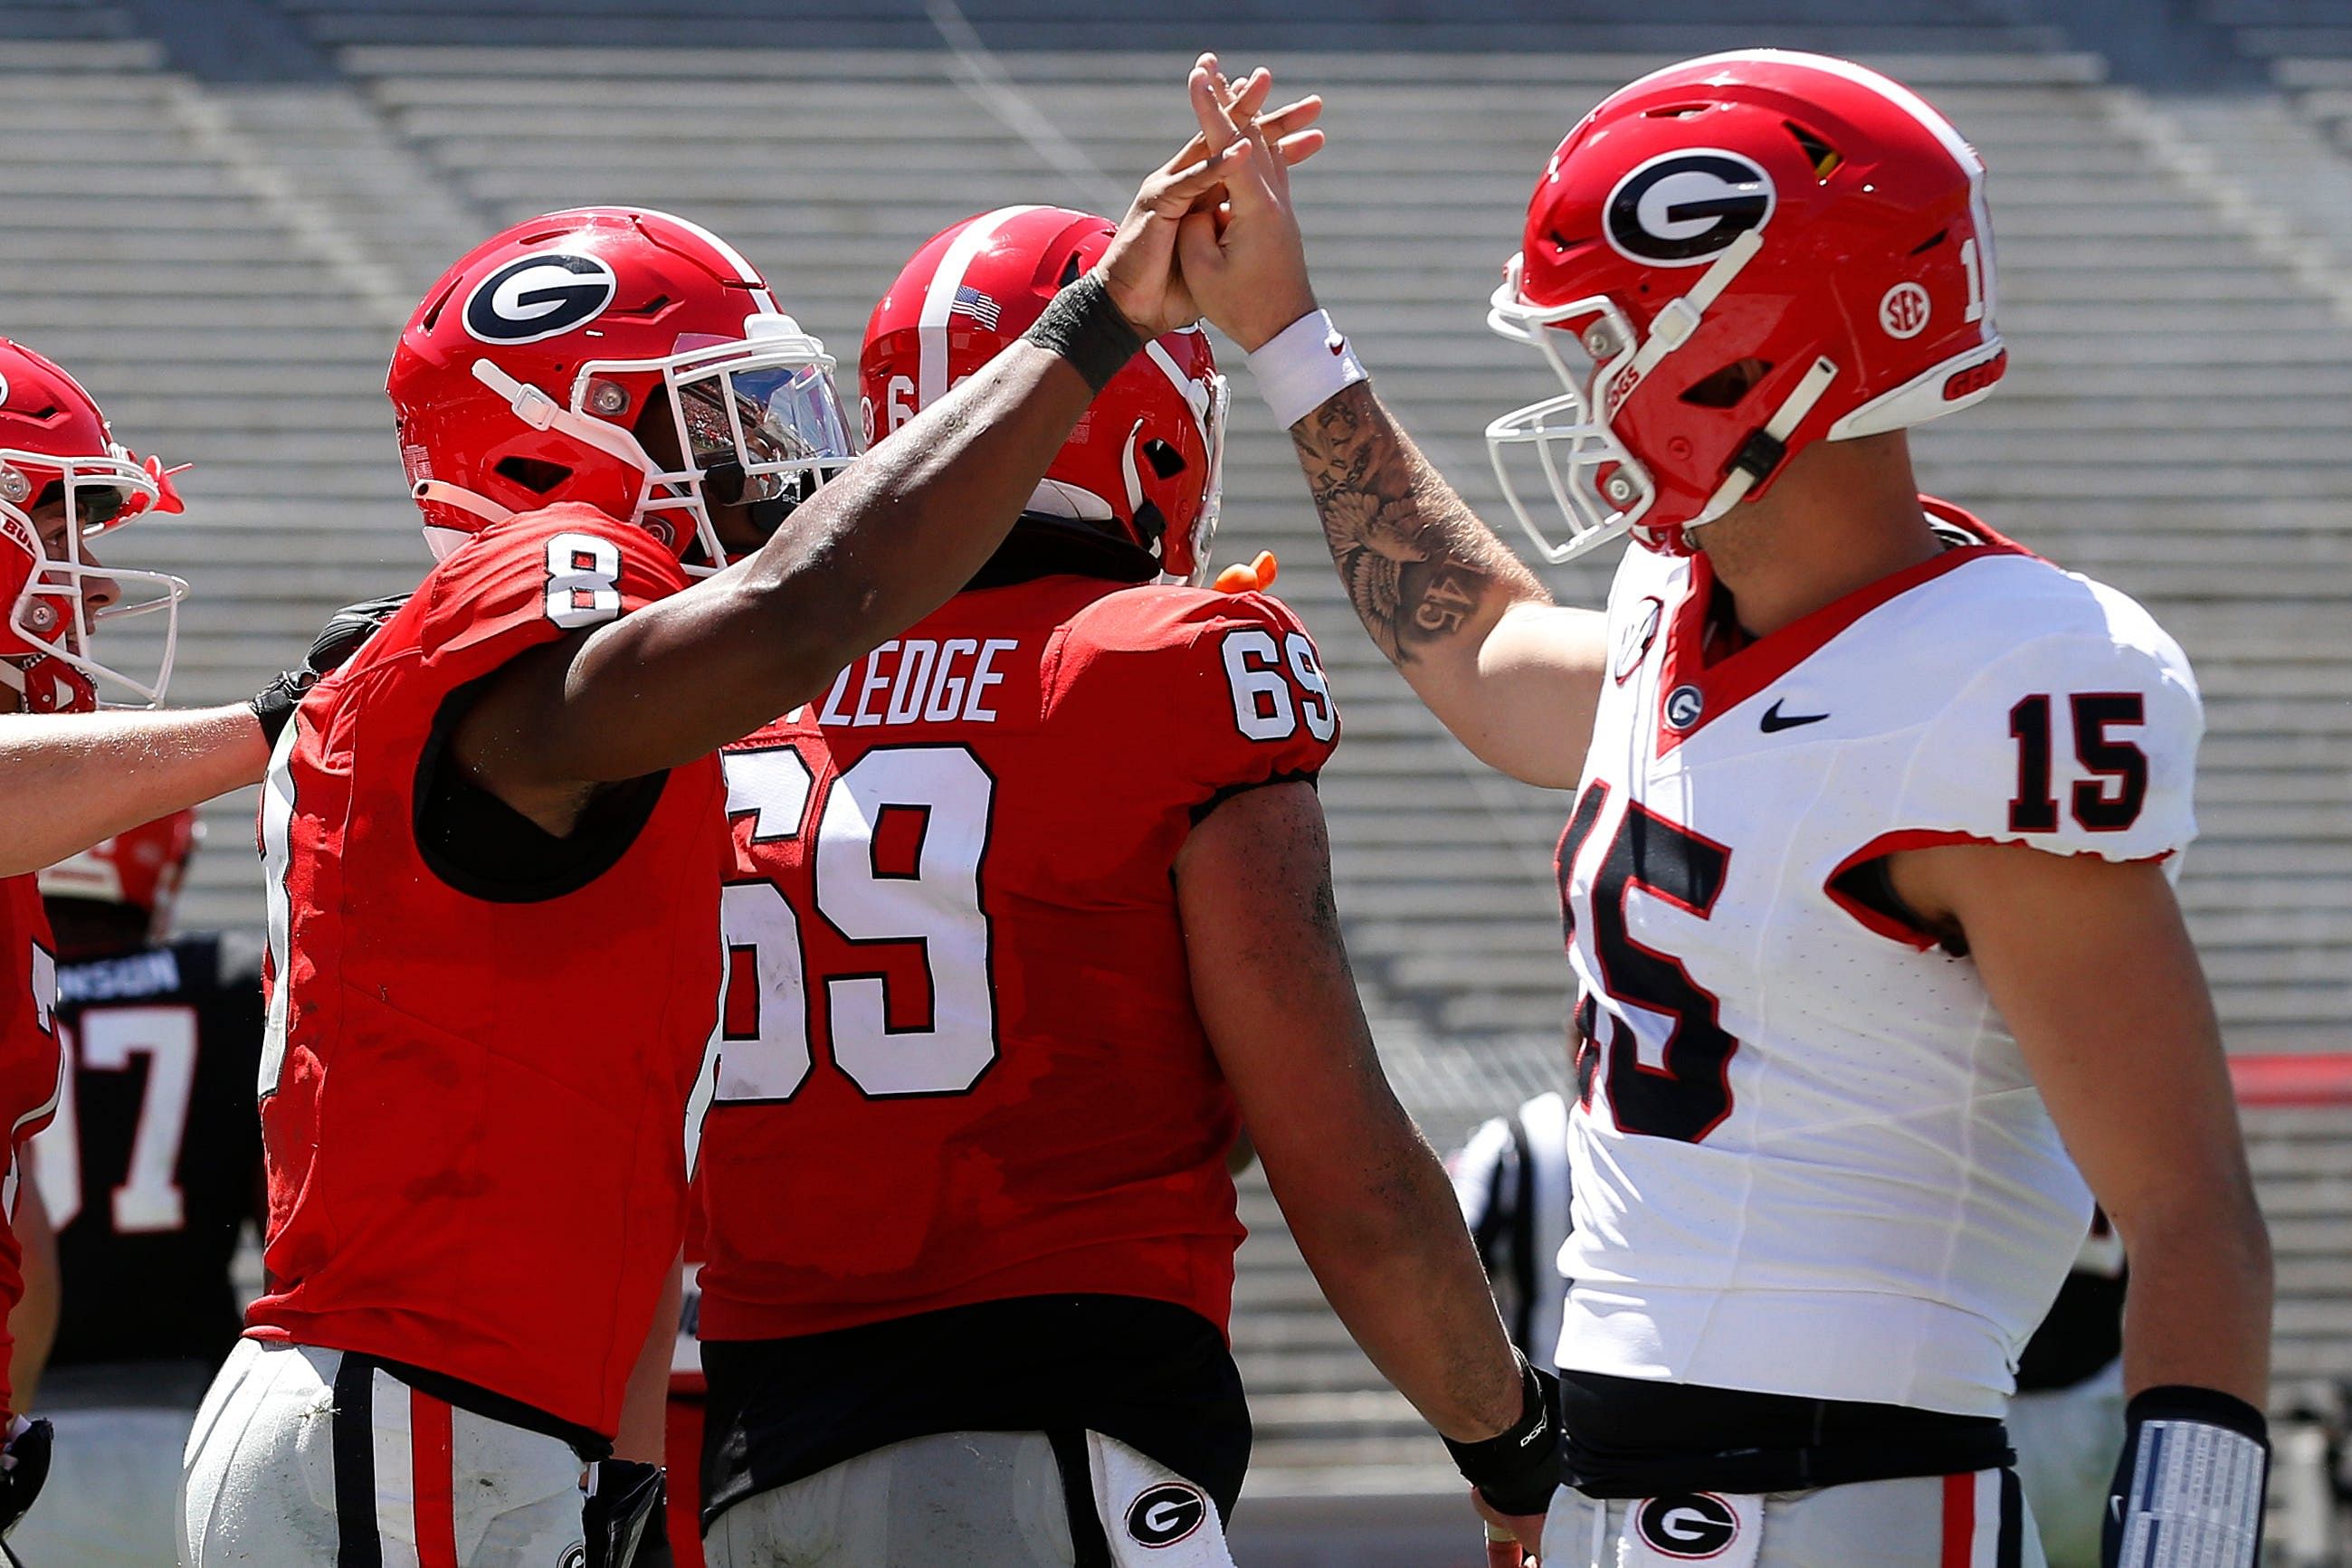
left=1680, top=359, right=1772, bottom=410
left=1141, top=439, right=1186, bottom=480
left=1057, top=251, right=1084, bottom=289
left=493, top=455, right=574, bottom=495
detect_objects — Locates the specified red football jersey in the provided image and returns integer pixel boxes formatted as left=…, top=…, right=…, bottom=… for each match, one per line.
left=247, top=505, right=728, bottom=1440
left=694, top=575, right=1340, bottom=1343
left=0, top=875, right=62, bottom=1418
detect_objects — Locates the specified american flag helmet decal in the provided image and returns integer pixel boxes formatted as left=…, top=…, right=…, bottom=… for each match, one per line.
left=949, top=285, right=1001, bottom=329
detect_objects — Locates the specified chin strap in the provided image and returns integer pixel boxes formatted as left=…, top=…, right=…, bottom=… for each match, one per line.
left=471, top=359, right=658, bottom=474
left=1689, top=355, right=1841, bottom=532
left=412, top=480, right=515, bottom=529
left=1615, top=228, right=1766, bottom=399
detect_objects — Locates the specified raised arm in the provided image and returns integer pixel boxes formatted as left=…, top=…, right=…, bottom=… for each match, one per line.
left=456, top=89, right=1322, bottom=822
left=0, top=590, right=408, bottom=878
left=0, top=706, right=264, bottom=878
left=1290, top=386, right=1604, bottom=786
left=1174, top=57, right=1607, bottom=789
left=1176, top=780, right=1557, bottom=1550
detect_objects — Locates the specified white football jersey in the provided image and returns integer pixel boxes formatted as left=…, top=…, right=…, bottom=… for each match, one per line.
left=1554, top=501, right=2201, bottom=1417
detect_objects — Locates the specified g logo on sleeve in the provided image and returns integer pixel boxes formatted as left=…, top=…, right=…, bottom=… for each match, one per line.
left=462, top=253, right=618, bottom=346
left=1634, top=1493, right=1739, bottom=1558
left=1605, top=151, right=1776, bottom=266
left=1124, top=1482, right=1209, bottom=1548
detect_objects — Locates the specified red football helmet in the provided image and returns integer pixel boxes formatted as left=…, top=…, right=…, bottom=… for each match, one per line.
left=0, top=339, right=187, bottom=711
left=1485, top=50, right=2007, bottom=561
left=862, top=205, right=1227, bottom=584
left=39, top=806, right=201, bottom=941
left=388, top=207, right=857, bottom=572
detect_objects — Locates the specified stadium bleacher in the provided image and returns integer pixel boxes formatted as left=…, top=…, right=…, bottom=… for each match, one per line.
left=4, top=0, right=2348, bottom=1544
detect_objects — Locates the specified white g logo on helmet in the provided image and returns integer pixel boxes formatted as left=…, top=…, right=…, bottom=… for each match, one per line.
left=462, top=253, right=619, bottom=346
left=1605, top=150, right=1776, bottom=267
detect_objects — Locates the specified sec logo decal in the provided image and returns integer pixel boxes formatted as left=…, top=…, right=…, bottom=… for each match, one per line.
left=1879, top=280, right=1932, bottom=340
left=1125, top=1481, right=1209, bottom=1548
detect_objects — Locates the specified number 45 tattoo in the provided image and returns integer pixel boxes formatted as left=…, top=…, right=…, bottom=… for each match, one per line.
left=1292, top=385, right=1535, bottom=665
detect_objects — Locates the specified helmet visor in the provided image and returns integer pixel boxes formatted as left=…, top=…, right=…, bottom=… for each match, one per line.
left=672, top=357, right=855, bottom=514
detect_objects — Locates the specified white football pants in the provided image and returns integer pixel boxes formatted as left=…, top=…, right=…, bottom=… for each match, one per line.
left=1542, top=1466, right=2046, bottom=1568
left=2009, top=1359, right=2126, bottom=1568
left=703, top=1430, right=1233, bottom=1568
left=178, top=1337, right=588, bottom=1567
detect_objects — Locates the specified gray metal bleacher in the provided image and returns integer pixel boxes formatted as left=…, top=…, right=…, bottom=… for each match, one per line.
left=0, top=0, right=2345, bottom=1530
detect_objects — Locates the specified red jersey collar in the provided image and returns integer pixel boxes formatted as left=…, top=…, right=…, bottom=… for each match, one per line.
left=1652, top=499, right=2027, bottom=755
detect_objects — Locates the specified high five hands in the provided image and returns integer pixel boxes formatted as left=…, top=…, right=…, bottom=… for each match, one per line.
left=1097, top=54, right=1325, bottom=344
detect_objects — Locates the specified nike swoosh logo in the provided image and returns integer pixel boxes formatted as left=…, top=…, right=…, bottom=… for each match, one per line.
left=1759, top=700, right=1830, bottom=733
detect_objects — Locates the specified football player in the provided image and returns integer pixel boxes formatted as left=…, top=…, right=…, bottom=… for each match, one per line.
left=6, top=811, right=262, bottom=1566
left=181, top=89, right=1333, bottom=1567
left=0, top=337, right=207, bottom=1543
left=1186, top=49, right=2271, bottom=1568
left=1449, top=1091, right=1573, bottom=1377
left=688, top=198, right=1554, bottom=1568
left=1449, top=1101, right=2127, bottom=1566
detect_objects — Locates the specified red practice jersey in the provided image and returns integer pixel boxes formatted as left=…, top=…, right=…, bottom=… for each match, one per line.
left=248, top=505, right=728, bottom=1440
left=0, top=875, right=62, bottom=1418
left=694, top=574, right=1339, bottom=1343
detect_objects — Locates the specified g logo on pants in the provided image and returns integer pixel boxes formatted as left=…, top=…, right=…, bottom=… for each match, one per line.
left=1635, top=1493, right=1739, bottom=1558
left=1124, top=1482, right=1208, bottom=1548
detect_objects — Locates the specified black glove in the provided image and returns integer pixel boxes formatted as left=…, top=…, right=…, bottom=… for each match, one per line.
left=584, top=1458, right=666, bottom=1568
left=0, top=1417, right=52, bottom=1535
left=2101, top=1385, right=2268, bottom=1567
left=1443, top=1356, right=1563, bottom=1519
left=251, top=593, right=410, bottom=747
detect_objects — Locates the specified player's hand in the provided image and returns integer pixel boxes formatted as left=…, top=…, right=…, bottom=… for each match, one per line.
left=1100, top=62, right=1323, bottom=338
left=1471, top=1488, right=1544, bottom=1566
left=251, top=592, right=411, bottom=747
left=0, top=1416, right=52, bottom=1535
left=1176, top=52, right=1324, bottom=352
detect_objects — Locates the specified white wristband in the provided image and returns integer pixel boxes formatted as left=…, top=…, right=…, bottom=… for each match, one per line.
left=1247, top=309, right=1368, bottom=429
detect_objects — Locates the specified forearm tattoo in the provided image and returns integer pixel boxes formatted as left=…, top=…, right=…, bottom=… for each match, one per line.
left=1290, top=385, right=1547, bottom=665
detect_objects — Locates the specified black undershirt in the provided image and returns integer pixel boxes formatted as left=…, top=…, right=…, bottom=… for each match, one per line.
left=414, top=675, right=668, bottom=900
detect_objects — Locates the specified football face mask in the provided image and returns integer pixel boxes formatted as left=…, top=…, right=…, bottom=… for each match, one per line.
left=668, top=353, right=856, bottom=537
left=0, top=451, right=188, bottom=710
